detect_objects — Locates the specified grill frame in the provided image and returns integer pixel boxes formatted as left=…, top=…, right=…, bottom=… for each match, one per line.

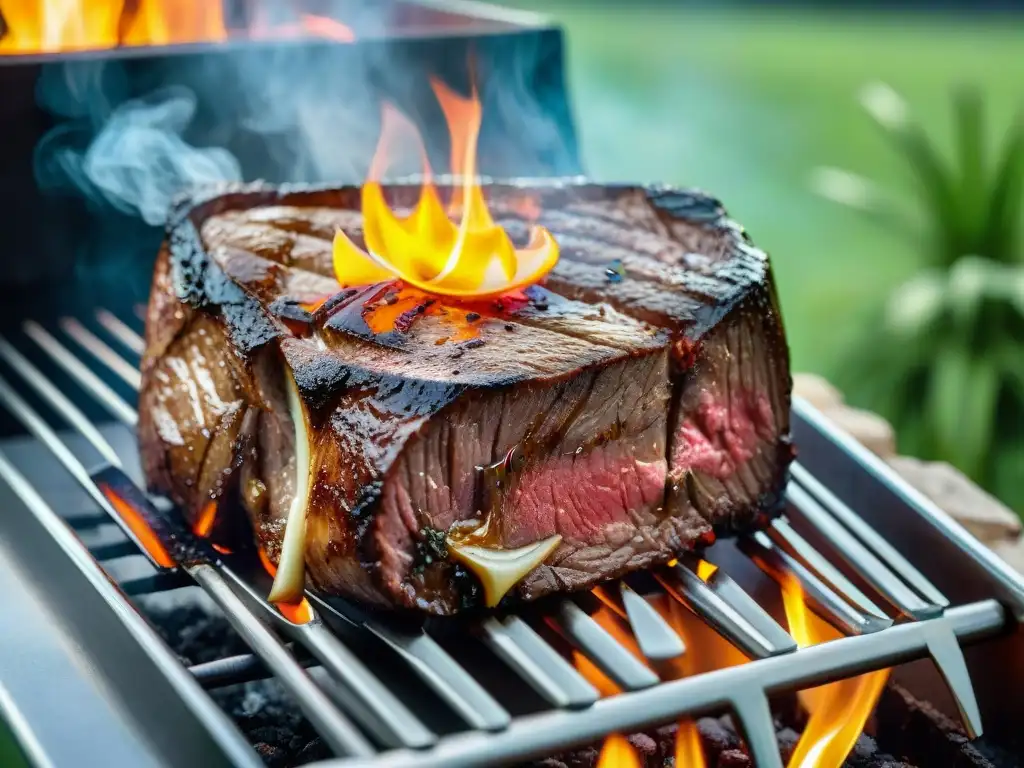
left=0, top=309, right=1022, bottom=768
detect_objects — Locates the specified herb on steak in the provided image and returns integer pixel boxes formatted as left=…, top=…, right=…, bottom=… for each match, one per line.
left=413, top=527, right=449, bottom=573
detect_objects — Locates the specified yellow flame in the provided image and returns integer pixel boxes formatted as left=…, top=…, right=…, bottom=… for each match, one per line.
left=675, top=720, right=705, bottom=767
left=781, top=576, right=890, bottom=768
left=0, top=0, right=226, bottom=54
left=696, top=559, right=718, bottom=583
left=333, top=79, right=559, bottom=298
left=596, top=734, right=641, bottom=768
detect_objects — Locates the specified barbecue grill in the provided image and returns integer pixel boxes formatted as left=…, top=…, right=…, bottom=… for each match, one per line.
left=2, top=305, right=1023, bottom=767
left=2, top=2, right=1024, bottom=767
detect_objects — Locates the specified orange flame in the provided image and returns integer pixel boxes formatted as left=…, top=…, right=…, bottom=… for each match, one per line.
left=675, top=720, right=704, bottom=767
left=596, top=734, right=641, bottom=768
left=258, top=548, right=313, bottom=625
left=332, top=79, right=559, bottom=298
left=570, top=594, right=752, bottom=768
left=0, top=2, right=355, bottom=55
left=0, top=0, right=225, bottom=53
left=781, top=576, right=889, bottom=768
left=97, top=484, right=175, bottom=569
left=194, top=500, right=217, bottom=538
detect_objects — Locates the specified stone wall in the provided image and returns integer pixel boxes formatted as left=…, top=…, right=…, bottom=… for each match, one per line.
left=793, top=373, right=1024, bottom=571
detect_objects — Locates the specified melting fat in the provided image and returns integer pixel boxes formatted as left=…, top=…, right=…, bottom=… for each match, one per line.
left=448, top=535, right=562, bottom=607
left=267, top=369, right=312, bottom=604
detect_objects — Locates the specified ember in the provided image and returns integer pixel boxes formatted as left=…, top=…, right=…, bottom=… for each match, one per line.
left=332, top=79, right=560, bottom=298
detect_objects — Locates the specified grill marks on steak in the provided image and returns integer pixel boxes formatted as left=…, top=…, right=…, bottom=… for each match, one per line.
left=140, top=181, right=792, bottom=614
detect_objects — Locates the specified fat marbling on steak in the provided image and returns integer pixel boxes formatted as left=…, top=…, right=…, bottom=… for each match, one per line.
left=138, top=181, right=793, bottom=614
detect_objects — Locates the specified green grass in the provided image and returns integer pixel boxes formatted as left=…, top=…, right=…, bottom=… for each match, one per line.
left=504, top=2, right=1024, bottom=381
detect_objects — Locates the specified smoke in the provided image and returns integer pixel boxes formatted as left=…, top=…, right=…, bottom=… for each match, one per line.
left=31, top=4, right=581, bottom=233
left=35, top=62, right=243, bottom=226
left=61, top=87, right=241, bottom=225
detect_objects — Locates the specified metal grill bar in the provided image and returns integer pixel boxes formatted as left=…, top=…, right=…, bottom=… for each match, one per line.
left=790, top=461, right=950, bottom=609
left=0, top=451, right=263, bottom=768
left=95, top=308, right=146, bottom=355
left=786, top=482, right=940, bottom=620
left=60, top=317, right=142, bottom=390
left=0, top=329, right=434, bottom=752
left=618, top=582, right=687, bottom=662
left=24, top=321, right=138, bottom=425
left=23, top=316, right=513, bottom=742
left=0, top=370, right=165, bottom=568
left=0, top=377, right=376, bottom=758
left=701, top=568, right=797, bottom=655
left=479, top=617, right=599, bottom=709
left=548, top=600, right=659, bottom=691
left=191, top=651, right=312, bottom=689
left=741, top=531, right=890, bottom=636
left=655, top=562, right=785, bottom=659
left=0, top=337, right=121, bottom=466
left=366, top=621, right=513, bottom=732
left=768, top=518, right=892, bottom=624
left=0, top=308, right=1006, bottom=768
left=334, top=601, right=1005, bottom=768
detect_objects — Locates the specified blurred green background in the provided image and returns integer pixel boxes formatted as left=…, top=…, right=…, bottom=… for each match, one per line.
left=504, top=1, right=1024, bottom=512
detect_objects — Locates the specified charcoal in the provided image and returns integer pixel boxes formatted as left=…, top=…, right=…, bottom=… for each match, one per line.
left=527, top=714, right=905, bottom=768
left=874, top=684, right=1020, bottom=768
left=145, top=603, right=250, bottom=665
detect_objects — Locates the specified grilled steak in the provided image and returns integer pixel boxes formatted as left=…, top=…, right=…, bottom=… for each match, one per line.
left=139, top=181, right=792, bottom=614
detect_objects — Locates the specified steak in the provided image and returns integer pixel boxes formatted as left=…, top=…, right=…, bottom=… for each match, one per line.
left=138, top=181, right=793, bottom=614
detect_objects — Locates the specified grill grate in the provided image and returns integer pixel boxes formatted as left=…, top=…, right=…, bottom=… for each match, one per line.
left=0, top=307, right=1012, bottom=767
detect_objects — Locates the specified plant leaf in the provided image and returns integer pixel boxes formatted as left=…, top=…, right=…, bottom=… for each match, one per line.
left=959, top=357, right=999, bottom=485
left=984, top=107, right=1024, bottom=264
left=954, top=86, right=986, bottom=248
left=926, top=345, right=975, bottom=474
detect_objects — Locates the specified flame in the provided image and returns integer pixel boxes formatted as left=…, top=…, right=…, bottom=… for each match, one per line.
left=596, top=734, right=641, bottom=768
left=119, top=0, right=226, bottom=48
left=194, top=500, right=217, bottom=538
left=333, top=79, right=559, bottom=298
left=0, top=0, right=225, bottom=53
left=676, top=720, right=704, bottom=767
left=97, top=483, right=175, bottom=569
left=0, top=2, right=355, bottom=54
left=571, top=594, right=752, bottom=768
left=695, top=559, right=718, bottom=583
left=258, top=547, right=313, bottom=625
left=781, top=576, right=889, bottom=768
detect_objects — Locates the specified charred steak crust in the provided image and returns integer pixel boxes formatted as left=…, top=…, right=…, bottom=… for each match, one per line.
left=139, top=179, right=793, bottom=614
